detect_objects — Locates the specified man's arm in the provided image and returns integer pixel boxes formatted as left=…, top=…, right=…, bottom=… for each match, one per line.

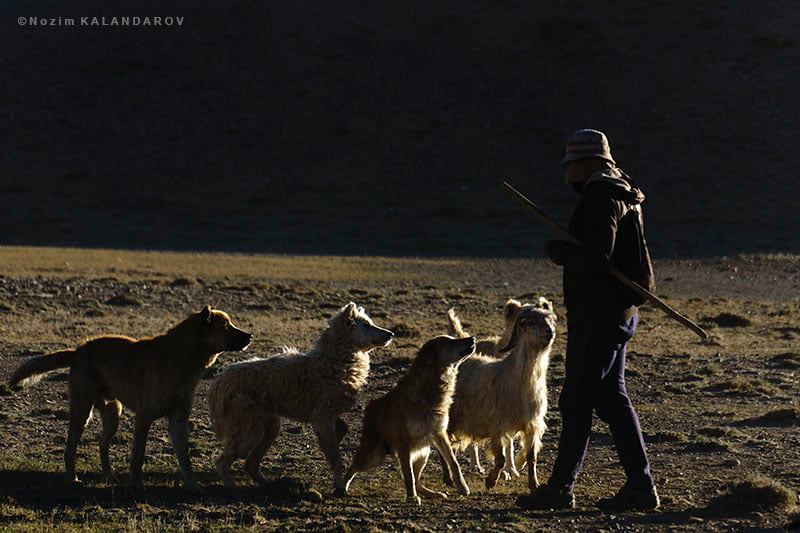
left=546, top=193, right=621, bottom=272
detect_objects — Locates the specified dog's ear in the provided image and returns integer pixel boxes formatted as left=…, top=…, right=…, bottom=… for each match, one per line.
left=339, top=302, right=358, bottom=318
left=504, top=299, right=522, bottom=321
left=330, top=302, right=358, bottom=326
left=415, top=339, right=437, bottom=366
left=536, top=297, right=554, bottom=313
left=498, top=316, right=523, bottom=353
left=200, top=305, right=213, bottom=324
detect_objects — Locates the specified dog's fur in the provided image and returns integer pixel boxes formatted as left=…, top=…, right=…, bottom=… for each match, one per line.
left=208, top=302, right=393, bottom=494
left=344, top=335, right=475, bottom=504
left=437, top=298, right=556, bottom=491
left=9, top=306, right=252, bottom=491
left=445, top=298, right=551, bottom=478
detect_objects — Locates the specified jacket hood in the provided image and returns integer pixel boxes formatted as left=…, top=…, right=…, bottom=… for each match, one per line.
left=583, top=167, right=645, bottom=205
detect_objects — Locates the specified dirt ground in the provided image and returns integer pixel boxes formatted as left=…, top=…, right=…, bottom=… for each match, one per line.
left=0, top=247, right=798, bottom=531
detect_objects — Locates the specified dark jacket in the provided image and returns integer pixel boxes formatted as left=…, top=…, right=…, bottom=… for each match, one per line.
left=562, top=167, right=655, bottom=325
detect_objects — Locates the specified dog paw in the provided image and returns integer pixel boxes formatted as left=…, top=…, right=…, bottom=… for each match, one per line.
left=500, top=471, right=511, bottom=481
left=406, top=495, right=422, bottom=506
left=457, top=484, right=470, bottom=497
left=473, top=466, right=486, bottom=475
left=484, top=476, right=498, bottom=491
left=332, top=486, right=348, bottom=498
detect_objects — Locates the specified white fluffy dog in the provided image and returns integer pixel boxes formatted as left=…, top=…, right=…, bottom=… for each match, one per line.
left=438, top=298, right=556, bottom=490
left=208, top=302, right=394, bottom=494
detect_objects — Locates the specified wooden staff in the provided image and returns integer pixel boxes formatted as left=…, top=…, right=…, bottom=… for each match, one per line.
left=500, top=180, right=709, bottom=340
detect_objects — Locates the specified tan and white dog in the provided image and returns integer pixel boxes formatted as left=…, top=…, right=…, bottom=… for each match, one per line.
left=344, top=335, right=475, bottom=504
left=208, top=302, right=393, bottom=495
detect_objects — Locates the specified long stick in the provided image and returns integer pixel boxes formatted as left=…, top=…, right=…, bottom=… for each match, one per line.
left=500, top=180, right=709, bottom=340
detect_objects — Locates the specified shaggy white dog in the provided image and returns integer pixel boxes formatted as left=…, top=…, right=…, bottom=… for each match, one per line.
left=208, top=302, right=393, bottom=494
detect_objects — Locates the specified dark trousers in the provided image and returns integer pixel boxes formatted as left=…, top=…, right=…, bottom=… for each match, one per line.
left=548, top=315, right=654, bottom=492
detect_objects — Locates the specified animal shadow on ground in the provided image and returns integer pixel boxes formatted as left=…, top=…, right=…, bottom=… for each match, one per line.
left=0, top=470, right=265, bottom=510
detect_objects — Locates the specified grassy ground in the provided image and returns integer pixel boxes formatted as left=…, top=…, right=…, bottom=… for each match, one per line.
left=0, top=247, right=798, bottom=531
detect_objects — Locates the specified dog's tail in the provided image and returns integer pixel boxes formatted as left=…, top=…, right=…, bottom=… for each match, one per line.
left=207, top=376, right=226, bottom=438
left=10, top=349, right=76, bottom=388
left=207, top=371, right=257, bottom=441
left=447, top=308, right=470, bottom=338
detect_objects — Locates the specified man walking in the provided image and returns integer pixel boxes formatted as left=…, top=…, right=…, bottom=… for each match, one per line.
left=517, top=129, right=660, bottom=511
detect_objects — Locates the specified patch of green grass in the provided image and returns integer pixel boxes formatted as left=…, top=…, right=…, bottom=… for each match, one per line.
left=704, top=378, right=775, bottom=396
left=697, top=427, right=745, bottom=440
left=683, top=435, right=732, bottom=453
left=389, top=322, right=419, bottom=338
left=644, top=430, right=687, bottom=444
left=735, top=407, right=800, bottom=427
left=770, top=353, right=800, bottom=369
left=703, top=312, right=752, bottom=328
left=696, top=364, right=720, bottom=376
left=0, top=454, right=61, bottom=473
left=501, top=511, right=527, bottom=523
left=707, top=475, right=797, bottom=515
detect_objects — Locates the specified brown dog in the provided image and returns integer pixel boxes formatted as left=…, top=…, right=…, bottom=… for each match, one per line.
left=344, top=335, right=475, bottom=504
left=9, top=306, right=252, bottom=491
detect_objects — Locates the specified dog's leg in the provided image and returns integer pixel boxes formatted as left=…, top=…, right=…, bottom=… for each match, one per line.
left=500, top=435, right=520, bottom=480
left=64, top=389, right=94, bottom=488
left=414, top=447, right=446, bottom=499
left=216, top=443, right=238, bottom=488
left=167, top=408, right=198, bottom=492
left=485, top=438, right=505, bottom=490
left=526, top=425, right=544, bottom=491
left=432, top=432, right=469, bottom=497
left=526, top=445, right=539, bottom=490
left=97, top=399, right=122, bottom=483
left=468, top=443, right=485, bottom=475
left=311, top=417, right=346, bottom=495
left=245, top=416, right=280, bottom=489
left=433, top=443, right=454, bottom=487
left=344, top=428, right=387, bottom=494
left=397, top=443, right=420, bottom=505
left=130, top=414, right=154, bottom=492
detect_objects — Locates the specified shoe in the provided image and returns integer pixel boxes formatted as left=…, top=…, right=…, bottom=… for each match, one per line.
left=516, top=485, right=576, bottom=510
left=597, top=484, right=660, bottom=512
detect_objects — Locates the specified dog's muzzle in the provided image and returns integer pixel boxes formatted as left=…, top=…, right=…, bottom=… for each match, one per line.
left=379, top=330, right=395, bottom=347
left=231, top=331, right=254, bottom=351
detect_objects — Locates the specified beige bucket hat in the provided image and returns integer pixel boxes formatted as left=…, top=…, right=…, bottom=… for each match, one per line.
left=561, top=129, right=616, bottom=165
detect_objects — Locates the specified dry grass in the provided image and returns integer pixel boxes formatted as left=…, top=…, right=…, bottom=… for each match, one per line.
left=734, top=408, right=800, bottom=427
left=0, top=246, right=482, bottom=284
left=1, top=248, right=799, bottom=531
left=707, top=475, right=797, bottom=515
left=704, top=378, right=776, bottom=396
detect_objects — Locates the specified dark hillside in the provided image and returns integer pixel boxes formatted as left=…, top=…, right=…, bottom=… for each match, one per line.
left=2, top=0, right=798, bottom=256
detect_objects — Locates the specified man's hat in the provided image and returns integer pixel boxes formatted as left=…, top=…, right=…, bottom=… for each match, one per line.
left=561, top=129, right=615, bottom=165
